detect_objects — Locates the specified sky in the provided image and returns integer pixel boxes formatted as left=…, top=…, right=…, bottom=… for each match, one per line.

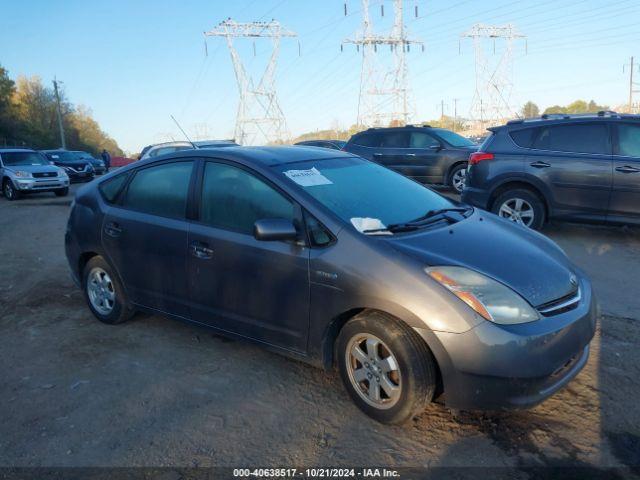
left=1, top=0, right=638, bottom=153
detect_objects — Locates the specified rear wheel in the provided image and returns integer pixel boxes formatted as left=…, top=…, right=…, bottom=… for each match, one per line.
left=337, top=311, right=437, bottom=424
left=3, top=179, right=20, bottom=200
left=448, top=163, right=467, bottom=193
left=492, top=188, right=545, bottom=230
left=54, top=187, right=69, bottom=197
left=83, top=256, right=135, bottom=324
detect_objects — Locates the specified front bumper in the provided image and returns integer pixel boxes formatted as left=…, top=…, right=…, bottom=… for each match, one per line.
left=415, top=277, right=597, bottom=410
left=14, top=177, right=69, bottom=191
left=66, top=171, right=94, bottom=182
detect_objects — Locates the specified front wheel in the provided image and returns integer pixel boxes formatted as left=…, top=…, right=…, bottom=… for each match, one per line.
left=54, top=187, right=69, bottom=197
left=448, top=163, right=467, bottom=193
left=337, top=311, right=437, bottom=424
left=3, top=179, right=21, bottom=200
left=492, top=188, right=545, bottom=230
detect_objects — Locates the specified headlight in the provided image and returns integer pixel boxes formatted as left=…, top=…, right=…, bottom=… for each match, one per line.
left=426, top=266, right=539, bottom=325
left=13, top=170, right=32, bottom=178
left=57, top=168, right=68, bottom=178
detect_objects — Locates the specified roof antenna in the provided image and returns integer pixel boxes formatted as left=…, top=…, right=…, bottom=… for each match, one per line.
left=170, top=115, right=197, bottom=149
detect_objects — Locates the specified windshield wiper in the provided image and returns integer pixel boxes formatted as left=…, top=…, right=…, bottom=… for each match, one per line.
left=362, top=206, right=472, bottom=235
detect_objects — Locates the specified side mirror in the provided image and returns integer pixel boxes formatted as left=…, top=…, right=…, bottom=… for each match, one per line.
left=253, top=218, right=298, bottom=242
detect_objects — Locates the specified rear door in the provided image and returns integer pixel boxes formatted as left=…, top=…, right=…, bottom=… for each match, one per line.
left=187, top=160, right=310, bottom=352
left=609, top=122, right=640, bottom=221
left=344, top=132, right=382, bottom=161
left=101, top=160, right=195, bottom=317
left=406, top=131, right=442, bottom=182
left=377, top=131, right=410, bottom=171
left=526, top=122, right=612, bottom=218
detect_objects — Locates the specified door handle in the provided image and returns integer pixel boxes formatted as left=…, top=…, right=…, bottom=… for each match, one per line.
left=616, top=165, right=640, bottom=173
left=190, top=241, right=213, bottom=260
left=406, top=153, right=416, bottom=157
left=104, top=222, right=122, bottom=238
left=530, top=161, right=551, bottom=168
left=373, top=153, right=382, bottom=157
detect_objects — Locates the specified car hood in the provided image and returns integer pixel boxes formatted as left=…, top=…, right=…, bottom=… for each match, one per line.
left=384, top=211, right=578, bottom=308
left=5, top=164, right=60, bottom=174
left=55, top=159, right=89, bottom=167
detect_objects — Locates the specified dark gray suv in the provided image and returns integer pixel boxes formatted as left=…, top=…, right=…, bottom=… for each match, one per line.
left=462, top=112, right=640, bottom=230
left=343, top=126, right=478, bottom=193
left=66, top=146, right=596, bottom=424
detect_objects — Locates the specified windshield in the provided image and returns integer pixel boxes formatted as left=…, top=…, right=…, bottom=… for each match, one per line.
left=434, top=130, right=476, bottom=148
left=73, top=151, right=95, bottom=160
left=2, top=152, right=50, bottom=166
left=46, top=151, right=79, bottom=162
left=277, top=157, right=453, bottom=232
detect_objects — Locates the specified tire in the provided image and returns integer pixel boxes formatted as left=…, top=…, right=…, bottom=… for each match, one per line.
left=3, top=179, right=21, bottom=201
left=54, top=187, right=69, bottom=197
left=337, top=311, right=437, bottom=424
left=448, top=163, right=467, bottom=194
left=82, top=256, right=135, bottom=325
left=492, top=188, right=545, bottom=230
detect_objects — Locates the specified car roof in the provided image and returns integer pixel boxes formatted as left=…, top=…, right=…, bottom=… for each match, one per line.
left=354, top=125, right=434, bottom=135
left=0, top=148, right=36, bottom=153
left=137, top=145, right=356, bottom=168
left=501, top=111, right=640, bottom=130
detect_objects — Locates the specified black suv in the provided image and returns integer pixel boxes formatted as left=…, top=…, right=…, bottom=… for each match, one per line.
left=42, top=150, right=95, bottom=182
left=462, top=111, right=640, bottom=230
left=342, top=125, right=478, bottom=192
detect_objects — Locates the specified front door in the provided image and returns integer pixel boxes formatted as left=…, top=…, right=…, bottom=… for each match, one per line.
left=101, top=160, right=194, bottom=317
left=609, top=122, right=640, bottom=221
left=525, top=122, right=612, bottom=218
left=187, top=161, right=310, bottom=352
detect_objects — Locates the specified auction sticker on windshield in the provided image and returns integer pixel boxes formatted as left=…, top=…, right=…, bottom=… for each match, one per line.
left=283, top=167, right=332, bottom=187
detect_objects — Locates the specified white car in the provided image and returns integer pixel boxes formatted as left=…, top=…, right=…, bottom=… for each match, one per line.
left=139, top=140, right=238, bottom=160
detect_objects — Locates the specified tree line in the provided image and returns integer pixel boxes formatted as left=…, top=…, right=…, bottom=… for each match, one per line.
left=0, top=64, right=122, bottom=156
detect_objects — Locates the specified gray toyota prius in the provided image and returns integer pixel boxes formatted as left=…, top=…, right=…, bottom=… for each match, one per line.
left=65, top=146, right=597, bottom=424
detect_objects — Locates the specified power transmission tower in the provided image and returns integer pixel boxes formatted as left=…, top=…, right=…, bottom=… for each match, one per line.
left=205, top=19, right=297, bottom=145
left=623, top=56, right=640, bottom=113
left=52, top=78, right=66, bottom=149
left=344, top=1, right=423, bottom=128
left=461, top=24, right=526, bottom=130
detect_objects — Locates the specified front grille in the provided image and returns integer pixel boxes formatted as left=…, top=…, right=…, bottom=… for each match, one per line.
left=537, top=288, right=581, bottom=316
left=33, top=172, right=57, bottom=178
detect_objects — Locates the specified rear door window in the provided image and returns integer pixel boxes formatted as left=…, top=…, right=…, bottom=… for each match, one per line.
left=99, top=172, right=129, bottom=203
left=380, top=131, right=409, bottom=148
left=122, top=161, right=193, bottom=218
left=617, top=123, right=640, bottom=157
left=352, top=133, right=381, bottom=147
left=532, top=123, right=610, bottom=154
left=509, top=128, right=535, bottom=148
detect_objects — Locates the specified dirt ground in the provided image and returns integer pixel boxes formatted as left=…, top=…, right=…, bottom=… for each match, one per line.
left=0, top=184, right=639, bottom=473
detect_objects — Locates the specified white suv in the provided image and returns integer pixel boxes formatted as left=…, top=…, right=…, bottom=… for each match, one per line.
left=1, top=148, right=69, bottom=200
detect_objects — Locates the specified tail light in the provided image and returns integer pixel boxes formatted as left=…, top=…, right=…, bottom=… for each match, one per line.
left=469, top=152, right=494, bottom=165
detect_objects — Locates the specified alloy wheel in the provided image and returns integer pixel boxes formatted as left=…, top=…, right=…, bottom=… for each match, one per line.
left=452, top=168, right=466, bottom=193
left=4, top=182, right=14, bottom=199
left=345, top=333, right=402, bottom=409
left=87, top=267, right=116, bottom=315
left=498, top=198, right=535, bottom=227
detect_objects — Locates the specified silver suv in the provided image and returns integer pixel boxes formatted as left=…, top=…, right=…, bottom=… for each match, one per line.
left=1, top=148, right=70, bottom=200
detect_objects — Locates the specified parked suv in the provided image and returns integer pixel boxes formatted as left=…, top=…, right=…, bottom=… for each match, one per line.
left=1, top=148, right=69, bottom=200
left=342, top=125, right=478, bottom=192
left=42, top=150, right=95, bottom=182
left=66, top=146, right=595, bottom=424
left=462, top=111, right=640, bottom=230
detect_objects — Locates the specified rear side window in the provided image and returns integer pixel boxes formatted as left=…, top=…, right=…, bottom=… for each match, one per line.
left=617, top=123, right=640, bottom=157
left=200, top=162, right=296, bottom=235
left=409, top=132, right=439, bottom=148
left=532, top=124, right=610, bottom=154
left=123, top=161, right=193, bottom=218
left=380, top=131, right=409, bottom=148
left=352, top=133, right=381, bottom=147
left=99, top=172, right=129, bottom=203
left=509, top=128, right=535, bottom=148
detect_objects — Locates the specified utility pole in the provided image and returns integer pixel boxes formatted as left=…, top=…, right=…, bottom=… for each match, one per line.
left=344, top=1, right=423, bottom=128
left=624, top=56, right=640, bottom=113
left=453, top=98, right=459, bottom=132
left=52, top=78, right=66, bottom=149
left=204, top=19, right=297, bottom=145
